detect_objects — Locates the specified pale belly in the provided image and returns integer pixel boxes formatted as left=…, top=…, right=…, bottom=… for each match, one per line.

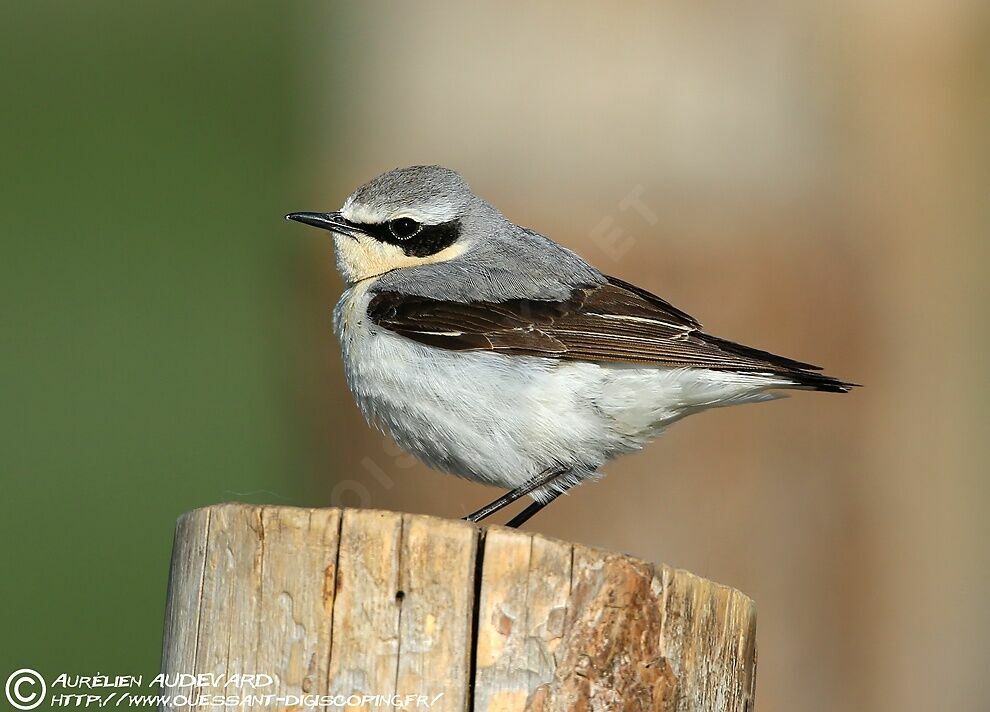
left=333, top=284, right=778, bottom=491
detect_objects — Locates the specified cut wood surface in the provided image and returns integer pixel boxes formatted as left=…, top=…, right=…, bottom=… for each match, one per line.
left=161, top=503, right=756, bottom=711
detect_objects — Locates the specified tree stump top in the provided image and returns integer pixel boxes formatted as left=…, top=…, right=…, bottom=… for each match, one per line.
left=162, top=503, right=756, bottom=711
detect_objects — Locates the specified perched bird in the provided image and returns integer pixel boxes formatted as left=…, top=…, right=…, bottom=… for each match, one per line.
left=287, top=166, right=854, bottom=527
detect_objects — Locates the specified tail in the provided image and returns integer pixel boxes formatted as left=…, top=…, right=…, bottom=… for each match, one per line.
left=702, top=333, right=859, bottom=394
left=778, top=370, right=857, bottom=394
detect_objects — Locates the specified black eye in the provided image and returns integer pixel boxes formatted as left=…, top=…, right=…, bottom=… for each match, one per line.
left=388, top=217, right=421, bottom=240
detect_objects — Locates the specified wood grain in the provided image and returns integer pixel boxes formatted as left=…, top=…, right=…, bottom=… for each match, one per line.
left=162, top=504, right=756, bottom=711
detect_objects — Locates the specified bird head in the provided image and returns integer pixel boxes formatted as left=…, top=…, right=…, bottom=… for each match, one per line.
left=287, top=165, right=485, bottom=284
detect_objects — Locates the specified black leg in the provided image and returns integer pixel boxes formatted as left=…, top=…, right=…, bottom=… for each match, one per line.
left=462, top=468, right=562, bottom=523
left=504, top=492, right=561, bottom=528
left=505, top=476, right=573, bottom=528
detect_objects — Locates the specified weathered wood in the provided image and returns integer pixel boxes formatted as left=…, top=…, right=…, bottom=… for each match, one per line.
left=161, top=503, right=756, bottom=711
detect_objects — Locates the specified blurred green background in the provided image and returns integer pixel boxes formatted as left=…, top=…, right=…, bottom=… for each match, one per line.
left=0, top=1, right=322, bottom=686
left=1, top=2, right=988, bottom=711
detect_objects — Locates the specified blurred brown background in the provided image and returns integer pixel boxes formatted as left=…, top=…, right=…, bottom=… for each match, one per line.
left=292, top=3, right=989, bottom=711
left=1, top=2, right=986, bottom=711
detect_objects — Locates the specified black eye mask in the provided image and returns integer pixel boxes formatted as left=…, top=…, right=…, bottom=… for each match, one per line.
left=355, top=219, right=462, bottom=258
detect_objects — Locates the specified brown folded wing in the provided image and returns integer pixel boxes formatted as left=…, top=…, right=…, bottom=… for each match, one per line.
left=369, top=275, right=854, bottom=383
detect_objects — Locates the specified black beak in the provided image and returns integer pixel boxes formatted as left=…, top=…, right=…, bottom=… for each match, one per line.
left=284, top=211, right=365, bottom=238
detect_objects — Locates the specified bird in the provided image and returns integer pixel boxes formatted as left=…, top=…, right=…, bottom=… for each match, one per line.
left=287, top=165, right=854, bottom=528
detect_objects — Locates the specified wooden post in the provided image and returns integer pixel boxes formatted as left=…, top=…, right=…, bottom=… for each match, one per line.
left=161, top=503, right=756, bottom=711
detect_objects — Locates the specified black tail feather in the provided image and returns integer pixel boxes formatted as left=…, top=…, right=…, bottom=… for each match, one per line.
left=702, top=332, right=858, bottom=393
left=782, top=370, right=858, bottom=394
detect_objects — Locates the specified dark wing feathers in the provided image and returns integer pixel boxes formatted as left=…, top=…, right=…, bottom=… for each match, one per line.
left=602, top=275, right=701, bottom=328
left=367, top=276, right=853, bottom=392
